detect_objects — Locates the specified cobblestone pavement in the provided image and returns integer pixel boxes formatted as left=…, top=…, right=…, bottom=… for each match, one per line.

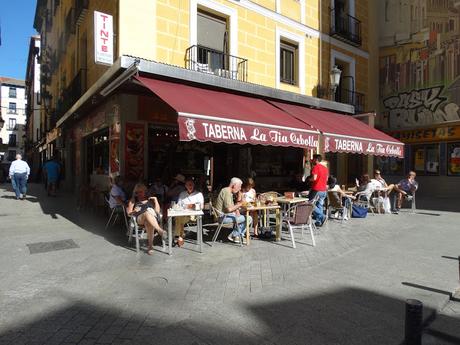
left=0, top=183, right=459, bottom=345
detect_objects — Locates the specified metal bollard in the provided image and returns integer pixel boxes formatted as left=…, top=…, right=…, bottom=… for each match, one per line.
left=458, top=256, right=460, bottom=282
left=405, top=299, right=423, bottom=345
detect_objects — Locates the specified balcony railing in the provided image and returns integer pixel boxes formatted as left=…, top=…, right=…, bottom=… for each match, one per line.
left=55, top=69, right=87, bottom=121
left=330, top=8, right=362, bottom=47
left=185, top=45, right=248, bottom=82
left=316, top=84, right=365, bottom=114
left=74, top=0, right=89, bottom=26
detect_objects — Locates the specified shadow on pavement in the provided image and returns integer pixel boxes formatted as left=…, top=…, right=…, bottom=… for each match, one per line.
left=0, top=183, right=129, bottom=249
left=0, top=287, right=459, bottom=345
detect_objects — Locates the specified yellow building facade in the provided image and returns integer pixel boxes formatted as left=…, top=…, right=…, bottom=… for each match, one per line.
left=33, top=0, right=377, bottom=190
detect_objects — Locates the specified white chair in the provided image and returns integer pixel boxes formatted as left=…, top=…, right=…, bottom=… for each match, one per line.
left=128, top=215, right=166, bottom=253
left=354, top=190, right=377, bottom=215
left=105, top=195, right=129, bottom=232
left=210, top=206, right=241, bottom=246
left=282, top=202, right=316, bottom=248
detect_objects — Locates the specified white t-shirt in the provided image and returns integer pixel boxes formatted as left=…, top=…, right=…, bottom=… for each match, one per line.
left=109, top=185, right=126, bottom=209
left=178, top=190, right=204, bottom=207
left=243, top=188, right=256, bottom=202
left=329, top=184, right=341, bottom=192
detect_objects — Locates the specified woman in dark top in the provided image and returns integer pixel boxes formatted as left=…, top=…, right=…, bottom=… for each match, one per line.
left=127, top=183, right=167, bottom=255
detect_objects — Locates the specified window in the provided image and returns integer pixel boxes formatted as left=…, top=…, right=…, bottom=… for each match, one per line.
left=8, top=134, right=17, bottom=146
left=8, top=118, right=16, bottom=130
left=413, top=144, right=440, bottom=175
left=197, top=10, right=228, bottom=72
left=8, top=102, right=17, bottom=113
left=280, top=40, right=297, bottom=85
left=9, top=87, right=17, bottom=98
left=7, top=150, right=16, bottom=161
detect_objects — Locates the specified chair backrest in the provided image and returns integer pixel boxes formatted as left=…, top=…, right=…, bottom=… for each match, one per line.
left=309, top=193, right=320, bottom=204
left=327, top=191, right=343, bottom=209
left=211, top=204, right=225, bottom=220
left=293, top=202, right=314, bottom=225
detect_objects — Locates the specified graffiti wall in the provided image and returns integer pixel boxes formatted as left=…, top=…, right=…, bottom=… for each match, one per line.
left=379, top=0, right=460, bottom=129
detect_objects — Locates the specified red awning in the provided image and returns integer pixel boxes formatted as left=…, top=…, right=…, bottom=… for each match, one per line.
left=270, top=101, right=404, bottom=158
left=136, top=77, right=319, bottom=149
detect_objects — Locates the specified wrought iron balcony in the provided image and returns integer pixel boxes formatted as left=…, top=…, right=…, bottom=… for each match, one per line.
left=185, top=45, right=248, bottom=82
left=55, top=69, right=87, bottom=121
left=316, top=84, right=365, bottom=114
left=74, top=0, right=89, bottom=26
left=330, top=8, right=362, bottom=47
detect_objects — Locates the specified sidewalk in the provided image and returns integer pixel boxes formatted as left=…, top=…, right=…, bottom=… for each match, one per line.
left=0, top=183, right=459, bottom=345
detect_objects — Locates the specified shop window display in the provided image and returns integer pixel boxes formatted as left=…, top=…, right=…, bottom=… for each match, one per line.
left=412, top=144, right=440, bottom=175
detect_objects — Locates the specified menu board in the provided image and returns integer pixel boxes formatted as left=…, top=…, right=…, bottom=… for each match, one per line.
left=125, top=123, right=145, bottom=180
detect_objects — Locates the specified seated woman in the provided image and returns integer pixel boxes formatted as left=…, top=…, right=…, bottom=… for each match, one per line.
left=174, top=177, right=204, bottom=247
left=241, top=178, right=259, bottom=237
left=127, top=183, right=167, bottom=255
left=327, top=176, right=355, bottom=219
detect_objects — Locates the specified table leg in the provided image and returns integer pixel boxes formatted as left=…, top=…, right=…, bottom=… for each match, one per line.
left=275, top=208, right=281, bottom=242
left=198, top=215, right=203, bottom=253
left=168, top=217, right=172, bottom=255
left=246, top=211, right=250, bottom=245
left=264, top=210, right=267, bottom=227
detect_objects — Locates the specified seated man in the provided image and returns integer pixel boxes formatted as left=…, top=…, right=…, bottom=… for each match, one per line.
left=109, top=176, right=127, bottom=209
left=174, top=177, right=204, bottom=247
left=393, top=171, right=418, bottom=213
left=215, top=177, right=252, bottom=244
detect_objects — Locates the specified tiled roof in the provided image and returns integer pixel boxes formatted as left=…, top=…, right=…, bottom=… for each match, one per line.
left=0, top=77, right=26, bottom=87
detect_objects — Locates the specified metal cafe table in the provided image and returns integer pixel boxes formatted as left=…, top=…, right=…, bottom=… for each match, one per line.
left=242, top=203, right=282, bottom=245
left=167, top=208, right=204, bottom=255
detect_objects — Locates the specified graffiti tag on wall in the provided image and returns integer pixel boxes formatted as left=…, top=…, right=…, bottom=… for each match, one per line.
left=383, top=86, right=460, bottom=128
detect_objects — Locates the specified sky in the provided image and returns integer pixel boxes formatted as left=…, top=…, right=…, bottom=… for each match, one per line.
left=0, top=0, right=38, bottom=80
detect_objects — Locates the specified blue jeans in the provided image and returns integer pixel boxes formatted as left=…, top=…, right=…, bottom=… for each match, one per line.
left=222, top=213, right=252, bottom=238
left=309, top=190, right=326, bottom=225
left=12, top=173, right=28, bottom=198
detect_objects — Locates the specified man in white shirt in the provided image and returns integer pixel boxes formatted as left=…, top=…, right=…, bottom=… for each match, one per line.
left=109, top=176, right=127, bottom=209
left=9, top=154, right=31, bottom=200
left=174, top=177, right=204, bottom=246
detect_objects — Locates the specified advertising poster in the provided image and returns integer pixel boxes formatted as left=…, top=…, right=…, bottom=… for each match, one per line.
left=109, top=139, right=120, bottom=174
left=448, top=142, right=460, bottom=176
left=125, top=123, right=145, bottom=180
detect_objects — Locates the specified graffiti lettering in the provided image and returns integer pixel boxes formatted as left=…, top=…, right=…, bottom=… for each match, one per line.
left=383, top=86, right=460, bottom=128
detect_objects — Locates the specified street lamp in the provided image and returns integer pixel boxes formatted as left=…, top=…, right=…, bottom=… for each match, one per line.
left=330, top=65, right=342, bottom=101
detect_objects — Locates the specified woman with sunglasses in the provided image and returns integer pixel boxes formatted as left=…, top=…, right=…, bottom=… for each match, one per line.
left=127, top=183, right=167, bottom=255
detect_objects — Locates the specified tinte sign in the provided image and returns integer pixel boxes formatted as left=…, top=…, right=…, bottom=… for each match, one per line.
left=178, top=116, right=318, bottom=149
left=94, top=11, right=113, bottom=65
left=325, top=136, right=404, bottom=158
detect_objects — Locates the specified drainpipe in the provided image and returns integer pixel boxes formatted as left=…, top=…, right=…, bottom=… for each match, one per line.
left=319, top=0, right=323, bottom=88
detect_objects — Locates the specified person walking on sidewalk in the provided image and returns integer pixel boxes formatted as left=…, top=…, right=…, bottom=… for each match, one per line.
left=43, top=157, right=61, bottom=197
left=8, top=154, right=30, bottom=200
